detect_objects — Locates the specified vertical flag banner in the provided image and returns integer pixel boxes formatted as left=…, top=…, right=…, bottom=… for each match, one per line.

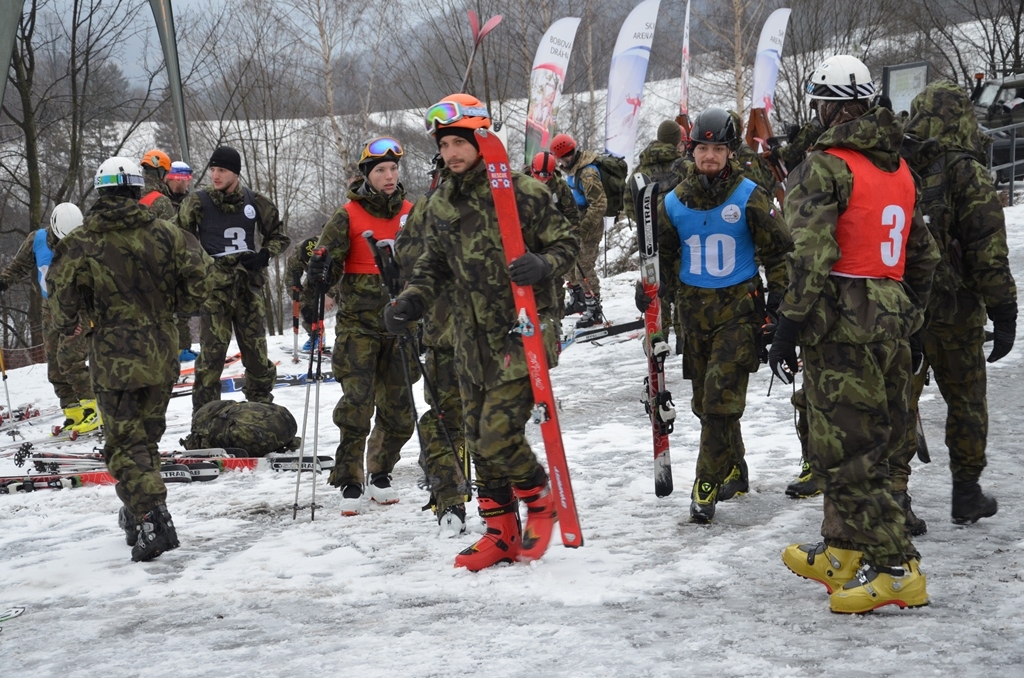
left=750, top=7, right=791, bottom=114
left=148, top=0, right=190, bottom=166
left=677, top=0, right=691, bottom=139
left=605, top=0, right=661, bottom=170
left=0, top=0, right=22, bottom=110
left=524, top=17, right=581, bottom=164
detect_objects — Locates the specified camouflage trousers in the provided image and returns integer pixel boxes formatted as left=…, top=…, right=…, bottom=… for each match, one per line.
left=175, top=313, right=195, bottom=351
left=42, top=304, right=93, bottom=407
left=327, top=331, right=417, bottom=488
left=891, top=324, right=988, bottom=489
left=566, top=217, right=604, bottom=296
left=194, top=274, right=276, bottom=412
left=418, top=345, right=469, bottom=513
left=683, top=319, right=757, bottom=485
left=96, top=385, right=171, bottom=516
left=791, top=387, right=810, bottom=459
left=802, top=340, right=918, bottom=566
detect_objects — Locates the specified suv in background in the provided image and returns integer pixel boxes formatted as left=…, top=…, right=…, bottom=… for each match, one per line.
left=972, top=73, right=1024, bottom=127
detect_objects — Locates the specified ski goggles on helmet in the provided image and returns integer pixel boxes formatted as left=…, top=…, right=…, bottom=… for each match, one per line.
left=423, top=101, right=490, bottom=133
left=359, top=137, right=404, bottom=165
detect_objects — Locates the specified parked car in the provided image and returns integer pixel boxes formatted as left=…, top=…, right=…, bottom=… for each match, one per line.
left=980, top=124, right=1024, bottom=184
left=972, top=74, right=1024, bottom=127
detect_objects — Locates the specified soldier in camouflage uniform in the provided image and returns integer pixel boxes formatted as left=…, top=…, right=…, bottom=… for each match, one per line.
left=771, top=55, right=938, bottom=614
left=165, top=161, right=198, bottom=358
left=624, top=120, right=686, bottom=221
left=527, top=151, right=583, bottom=317
left=50, top=156, right=211, bottom=562
left=385, top=93, right=578, bottom=570
left=551, top=132, right=607, bottom=327
left=285, top=235, right=329, bottom=351
left=893, top=80, right=1017, bottom=531
left=177, top=146, right=290, bottom=413
left=646, top=107, right=791, bottom=524
left=777, top=119, right=824, bottom=175
left=139, top=149, right=176, bottom=221
left=0, top=206, right=96, bottom=431
left=307, top=137, right=417, bottom=516
left=728, top=111, right=779, bottom=198
left=394, top=188, right=471, bottom=536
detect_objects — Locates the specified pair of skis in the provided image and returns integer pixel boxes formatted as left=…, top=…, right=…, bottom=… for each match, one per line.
left=630, top=173, right=676, bottom=498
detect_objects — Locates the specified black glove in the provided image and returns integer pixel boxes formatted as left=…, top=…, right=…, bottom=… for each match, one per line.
left=239, top=248, right=270, bottom=271
left=909, top=332, right=925, bottom=375
left=635, top=280, right=668, bottom=313
left=384, top=295, right=424, bottom=334
left=987, top=302, right=1017, bottom=363
left=767, top=315, right=801, bottom=384
left=766, top=291, right=781, bottom=317
left=508, top=252, right=552, bottom=286
left=307, top=250, right=333, bottom=294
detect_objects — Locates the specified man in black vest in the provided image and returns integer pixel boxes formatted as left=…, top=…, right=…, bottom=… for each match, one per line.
left=177, top=146, right=290, bottom=412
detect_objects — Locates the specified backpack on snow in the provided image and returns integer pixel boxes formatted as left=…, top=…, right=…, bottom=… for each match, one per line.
left=575, top=154, right=629, bottom=217
left=180, top=401, right=301, bottom=457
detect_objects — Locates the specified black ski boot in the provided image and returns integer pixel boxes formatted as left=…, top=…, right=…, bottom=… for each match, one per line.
left=785, top=460, right=824, bottom=498
left=118, top=506, right=138, bottom=547
left=718, top=459, right=749, bottom=501
left=951, top=480, right=998, bottom=525
left=891, top=490, right=927, bottom=536
left=131, top=505, right=180, bottom=562
left=576, top=295, right=604, bottom=329
left=564, top=284, right=587, bottom=316
left=689, top=479, right=718, bottom=524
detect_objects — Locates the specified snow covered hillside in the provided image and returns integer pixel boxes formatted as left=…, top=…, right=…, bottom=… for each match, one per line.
left=1, top=206, right=1023, bottom=677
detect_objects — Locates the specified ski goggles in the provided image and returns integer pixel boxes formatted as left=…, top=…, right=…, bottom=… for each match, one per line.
left=359, top=137, right=404, bottom=165
left=423, top=101, right=490, bottom=133
left=95, top=173, right=145, bottom=188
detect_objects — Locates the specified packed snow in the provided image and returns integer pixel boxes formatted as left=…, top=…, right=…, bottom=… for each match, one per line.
left=1, top=205, right=1023, bottom=677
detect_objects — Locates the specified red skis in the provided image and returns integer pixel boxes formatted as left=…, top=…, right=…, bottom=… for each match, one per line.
left=476, top=128, right=583, bottom=548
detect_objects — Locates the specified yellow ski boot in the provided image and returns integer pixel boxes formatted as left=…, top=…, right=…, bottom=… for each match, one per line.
left=54, top=402, right=85, bottom=436
left=829, top=560, right=929, bottom=614
left=782, top=542, right=862, bottom=593
left=69, top=398, right=102, bottom=435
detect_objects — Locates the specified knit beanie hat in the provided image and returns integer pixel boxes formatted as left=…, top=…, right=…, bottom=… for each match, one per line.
left=209, top=146, right=241, bottom=175
left=435, top=126, right=479, bottom=151
left=657, top=120, right=682, bottom=146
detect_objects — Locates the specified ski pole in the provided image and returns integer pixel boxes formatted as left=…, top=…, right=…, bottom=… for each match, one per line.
left=291, top=284, right=301, bottom=364
left=0, top=346, right=13, bottom=425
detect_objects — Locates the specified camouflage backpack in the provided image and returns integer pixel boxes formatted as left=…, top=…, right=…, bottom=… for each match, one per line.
left=180, top=401, right=301, bottom=457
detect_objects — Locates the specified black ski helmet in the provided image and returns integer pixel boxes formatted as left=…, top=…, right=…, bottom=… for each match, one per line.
left=688, top=107, right=739, bottom=153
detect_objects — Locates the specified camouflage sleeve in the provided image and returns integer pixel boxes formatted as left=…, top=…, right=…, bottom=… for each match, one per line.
left=176, top=193, right=202, bottom=237
left=579, top=165, right=606, bottom=230
left=316, top=205, right=352, bottom=285
left=0, top=230, right=39, bottom=289
left=149, top=195, right=177, bottom=222
left=172, top=226, right=214, bottom=315
left=49, top=238, right=87, bottom=336
left=516, top=174, right=578, bottom=279
left=284, top=247, right=305, bottom=288
left=657, top=189, right=682, bottom=296
left=393, top=195, right=429, bottom=276
left=255, top=193, right=290, bottom=257
left=901, top=204, right=939, bottom=319
left=778, top=151, right=850, bottom=324
left=746, top=186, right=791, bottom=293
left=403, top=197, right=452, bottom=311
left=952, top=159, right=1017, bottom=310
left=553, top=175, right=581, bottom=227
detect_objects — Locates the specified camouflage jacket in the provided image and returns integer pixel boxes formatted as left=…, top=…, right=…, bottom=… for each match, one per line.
left=177, top=183, right=289, bottom=291
left=402, top=162, right=578, bottom=388
left=658, top=160, right=791, bottom=331
left=316, top=181, right=410, bottom=336
left=142, top=175, right=176, bottom=221
left=734, top=143, right=779, bottom=197
left=779, top=107, right=940, bottom=346
left=0, top=227, right=56, bottom=293
left=625, top=140, right=684, bottom=220
left=548, top=171, right=581, bottom=229
left=564, top=150, right=607, bottom=234
left=902, top=80, right=1016, bottom=329
left=777, top=119, right=824, bottom=174
left=284, top=236, right=317, bottom=290
left=393, top=193, right=455, bottom=349
left=49, top=195, right=212, bottom=390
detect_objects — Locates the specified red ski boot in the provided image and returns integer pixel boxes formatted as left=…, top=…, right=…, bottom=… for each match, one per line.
left=515, top=482, right=557, bottom=563
left=454, top=495, right=521, bottom=571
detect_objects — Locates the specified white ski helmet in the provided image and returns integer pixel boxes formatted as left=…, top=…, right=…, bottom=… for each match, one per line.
left=94, top=156, right=145, bottom=190
left=806, top=55, right=875, bottom=101
left=50, top=202, right=84, bottom=240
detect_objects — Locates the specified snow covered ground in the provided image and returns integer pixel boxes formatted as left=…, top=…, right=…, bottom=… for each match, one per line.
left=2, top=206, right=1023, bottom=677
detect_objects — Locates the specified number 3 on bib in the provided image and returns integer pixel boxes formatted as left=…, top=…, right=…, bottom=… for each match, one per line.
left=880, top=205, right=905, bottom=267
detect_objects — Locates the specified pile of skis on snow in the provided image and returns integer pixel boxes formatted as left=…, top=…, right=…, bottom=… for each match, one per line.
left=1, top=445, right=334, bottom=494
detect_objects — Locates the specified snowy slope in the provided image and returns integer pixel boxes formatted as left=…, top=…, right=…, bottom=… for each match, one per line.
left=1, top=207, right=1023, bottom=677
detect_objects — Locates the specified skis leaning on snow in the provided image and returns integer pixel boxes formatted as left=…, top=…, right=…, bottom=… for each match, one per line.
left=561, top=318, right=645, bottom=349
left=630, top=172, right=675, bottom=498
left=477, top=127, right=583, bottom=549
